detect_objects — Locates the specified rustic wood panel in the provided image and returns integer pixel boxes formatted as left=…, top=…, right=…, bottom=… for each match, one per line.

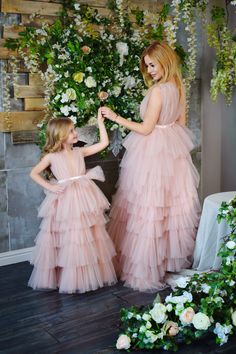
left=25, top=98, right=45, bottom=111
left=0, top=39, right=19, bottom=59
left=0, top=111, right=45, bottom=132
left=29, top=74, right=44, bottom=86
left=3, top=25, right=26, bottom=39
left=11, top=130, right=39, bottom=144
left=20, top=14, right=57, bottom=26
left=14, top=85, right=45, bottom=98
left=1, top=0, right=62, bottom=16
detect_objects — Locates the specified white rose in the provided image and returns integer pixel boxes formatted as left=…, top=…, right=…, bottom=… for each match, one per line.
left=179, top=307, right=195, bottom=325
left=175, top=276, right=190, bottom=289
left=192, top=312, right=211, bottom=330
left=66, top=88, right=76, bottom=100
left=85, top=76, right=97, bottom=88
left=226, top=241, right=236, bottom=250
left=232, top=311, right=236, bottom=326
left=150, top=303, right=167, bottom=324
left=116, top=334, right=131, bottom=350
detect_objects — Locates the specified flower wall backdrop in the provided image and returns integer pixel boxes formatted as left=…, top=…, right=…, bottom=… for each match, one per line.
left=4, top=0, right=236, bottom=155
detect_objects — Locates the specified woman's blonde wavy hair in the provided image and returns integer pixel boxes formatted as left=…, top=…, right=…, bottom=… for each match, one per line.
left=140, top=41, right=185, bottom=102
left=42, top=117, right=74, bottom=179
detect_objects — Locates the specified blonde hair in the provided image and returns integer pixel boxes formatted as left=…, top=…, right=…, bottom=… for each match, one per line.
left=42, top=118, right=74, bottom=179
left=43, top=117, right=74, bottom=154
left=140, top=41, right=185, bottom=102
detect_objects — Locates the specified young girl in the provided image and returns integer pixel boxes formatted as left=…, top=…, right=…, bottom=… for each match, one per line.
left=101, top=41, right=201, bottom=292
left=28, top=109, right=117, bottom=293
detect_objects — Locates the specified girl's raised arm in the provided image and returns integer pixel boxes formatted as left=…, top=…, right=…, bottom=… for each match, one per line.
left=81, top=108, right=109, bottom=157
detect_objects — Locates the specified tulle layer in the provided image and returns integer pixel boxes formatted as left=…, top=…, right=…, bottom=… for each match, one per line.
left=108, top=125, right=200, bottom=292
left=29, top=180, right=117, bottom=294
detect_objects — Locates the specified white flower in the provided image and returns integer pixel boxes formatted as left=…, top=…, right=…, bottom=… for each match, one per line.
left=149, top=303, right=167, bottom=324
left=74, top=3, right=80, bottom=10
left=124, top=76, right=136, bottom=90
left=66, top=88, right=76, bottom=100
left=179, top=307, right=195, bottom=325
left=175, top=276, right=190, bottom=289
left=127, top=312, right=133, bottom=319
left=87, top=117, right=97, bottom=126
left=116, top=41, right=128, bottom=66
left=201, top=283, right=211, bottom=294
left=166, top=304, right=173, bottom=312
left=192, top=313, right=211, bottom=330
left=136, top=314, right=141, bottom=320
left=112, top=85, right=121, bottom=97
left=146, top=321, right=152, bottom=329
left=60, top=105, right=70, bottom=116
left=116, top=334, right=131, bottom=350
left=85, top=76, right=97, bottom=88
left=214, top=322, right=233, bottom=345
left=229, top=280, right=235, bottom=286
left=139, top=325, right=146, bottom=333
left=70, top=104, right=78, bottom=112
left=69, top=116, right=77, bottom=124
left=226, top=241, right=236, bottom=250
left=232, top=311, right=236, bottom=326
left=145, top=330, right=158, bottom=343
left=142, top=313, right=151, bottom=321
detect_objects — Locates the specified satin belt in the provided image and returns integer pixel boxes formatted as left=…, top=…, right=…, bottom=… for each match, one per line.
left=58, top=165, right=105, bottom=184
left=155, top=122, right=175, bottom=128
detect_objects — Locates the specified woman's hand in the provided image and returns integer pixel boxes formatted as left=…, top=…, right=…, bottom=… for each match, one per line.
left=97, top=107, right=105, bottom=123
left=101, top=106, right=117, bottom=121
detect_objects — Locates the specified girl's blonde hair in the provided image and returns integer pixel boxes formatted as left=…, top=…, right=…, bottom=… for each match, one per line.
left=43, top=117, right=74, bottom=154
left=140, top=41, right=184, bottom=102
left=42, top=118, right=74, bottom=179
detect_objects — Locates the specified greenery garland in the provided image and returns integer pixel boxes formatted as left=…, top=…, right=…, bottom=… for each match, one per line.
left=116, top=196, right=236, bottom=351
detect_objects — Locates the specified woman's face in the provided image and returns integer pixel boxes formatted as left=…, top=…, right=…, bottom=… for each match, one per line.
left=144, top=54, right=163, bottom=82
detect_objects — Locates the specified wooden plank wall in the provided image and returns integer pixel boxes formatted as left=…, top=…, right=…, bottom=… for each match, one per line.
left=0, top=0, right=159, bottom=134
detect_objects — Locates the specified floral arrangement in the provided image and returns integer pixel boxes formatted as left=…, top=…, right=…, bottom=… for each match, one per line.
left=116, top=195, right=236, bottom=351
left=3, top=0, right=236, bottom=153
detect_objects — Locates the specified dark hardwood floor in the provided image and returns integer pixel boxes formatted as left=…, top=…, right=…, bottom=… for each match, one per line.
left=0, top=262, right=235, bottom=354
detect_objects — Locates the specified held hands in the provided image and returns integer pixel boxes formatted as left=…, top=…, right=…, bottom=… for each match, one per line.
left=100, top=106, right=118, bottom=122
left=97, top=107, right=105, bottom=123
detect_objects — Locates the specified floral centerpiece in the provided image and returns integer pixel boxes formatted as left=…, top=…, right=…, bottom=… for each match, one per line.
left=116, top=196, right=236, bottom=351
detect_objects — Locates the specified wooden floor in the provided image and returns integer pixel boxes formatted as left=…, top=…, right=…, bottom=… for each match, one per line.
left=0, top=262, right=235, bottom=354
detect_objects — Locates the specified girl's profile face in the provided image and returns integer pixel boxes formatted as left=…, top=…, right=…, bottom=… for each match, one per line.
left=64, top=125, right=79, bottom=146
left=144, top=54, right=163, bottom=82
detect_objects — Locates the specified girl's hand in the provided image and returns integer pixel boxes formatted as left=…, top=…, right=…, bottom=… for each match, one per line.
left=97, top=107, right=104, bottom=123
left=48, top=183, right=65, bottom=194
left=101, top=106, right=117, bottom=121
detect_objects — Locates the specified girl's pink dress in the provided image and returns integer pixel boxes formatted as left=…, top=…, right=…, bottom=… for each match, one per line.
left=28, top=148, right=117, bottom=293
left=108, top=82, right=201, bottom=292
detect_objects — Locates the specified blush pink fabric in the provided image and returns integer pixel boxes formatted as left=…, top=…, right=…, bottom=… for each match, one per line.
left=28, top=148, right=117, bottom=293
left=108, top=82, right=201, bottom=292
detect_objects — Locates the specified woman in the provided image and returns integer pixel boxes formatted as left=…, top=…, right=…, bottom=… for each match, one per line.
left=101, top=41, right=200, bottom=292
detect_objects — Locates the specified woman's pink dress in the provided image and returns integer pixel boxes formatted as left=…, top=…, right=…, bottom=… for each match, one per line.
left=108, top=82, right=201, bottom=292
left=28, top=148, right=117, bottom=293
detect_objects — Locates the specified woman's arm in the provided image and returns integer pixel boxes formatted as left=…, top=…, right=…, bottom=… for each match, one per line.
left=81, top=108, right=109, bottom=157
left=101, top=86, right=162, bottom=136
left=30, top=154, right=64, bottom=193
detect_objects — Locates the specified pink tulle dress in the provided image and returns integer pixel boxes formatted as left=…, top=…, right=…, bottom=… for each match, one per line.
left=108, top=82, right=201, bottom=292
left=28, top=148, right=117, bottom=294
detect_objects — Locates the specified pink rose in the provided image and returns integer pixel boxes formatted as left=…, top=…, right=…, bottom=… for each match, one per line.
left=116, top=334, right=131, bottom=350
left=180, top=307, right=195, bottom=325
left=81, top=45, right=91, bottom=54
left=164, top=321, right=179, bottom=336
